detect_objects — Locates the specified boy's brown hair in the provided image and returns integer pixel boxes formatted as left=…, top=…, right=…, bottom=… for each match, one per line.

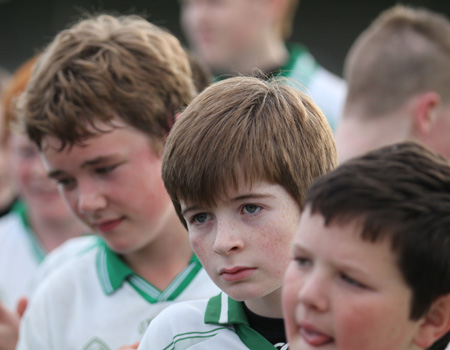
left=162, top=75, right=337, bottom=226
left=19, top=14, right=196, bottom=152
left=344, top=5, right=450, bottom=117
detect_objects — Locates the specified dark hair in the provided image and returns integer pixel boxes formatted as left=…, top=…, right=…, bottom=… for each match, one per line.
left=306, top=141, right=450, bottom=319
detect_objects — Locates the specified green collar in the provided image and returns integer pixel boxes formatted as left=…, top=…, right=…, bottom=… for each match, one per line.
left=213, top=43, right=317, bottom=88
left=96, top=240, right=203, bottom=303
left=12, top=200, right=46, bottom=262
left=205, top=292, right=278, bottom=350
left=279, top=43, right=318, bottom=89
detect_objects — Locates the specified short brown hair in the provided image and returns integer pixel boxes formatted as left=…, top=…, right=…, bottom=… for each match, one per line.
left=162, top=75, right=337, bottom=226
left=306, top=141, right=450, bottom=320
left=19, top=14, right=196, bottom=151
left=344, top=5, right=450, bottom=117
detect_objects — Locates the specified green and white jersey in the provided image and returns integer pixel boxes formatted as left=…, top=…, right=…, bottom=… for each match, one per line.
left=138, top=292, right=286, bottom=350
left=0, top=201, right=45, bottom=310
left=215, top=44, right=346, bottom=131
left=281, top=44, right=347, bottom=131
left=17, top=237, right=220, bottom=350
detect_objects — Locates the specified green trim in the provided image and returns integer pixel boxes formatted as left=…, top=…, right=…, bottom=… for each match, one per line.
left=12, top=200, right=46, bottom=262
left=96, top=241, right=203, bottom=304
left=278, top=43, right=319, bottom=90
left=162, top=327, right=231, bottom=350
left=205, top=292, right=276, bottom=349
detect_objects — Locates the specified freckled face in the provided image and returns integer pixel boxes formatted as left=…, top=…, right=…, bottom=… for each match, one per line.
left=283, top=209, right=424, bottom=350
left=181, top=181, right=301, bottom=304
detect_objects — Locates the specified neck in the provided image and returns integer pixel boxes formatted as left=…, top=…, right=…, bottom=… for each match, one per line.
left=220, top=37, right=288, bottom=76
left=122, top=209, right=193, bottom=291
left=244, top=287, right=283, bottom=318
left=336, top=107, right=413, bottom=163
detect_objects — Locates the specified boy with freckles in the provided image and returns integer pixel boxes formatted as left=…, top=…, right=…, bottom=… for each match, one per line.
left=137, top=75, right=337, bottom=349
left=283, top=142, right=450, bottom=350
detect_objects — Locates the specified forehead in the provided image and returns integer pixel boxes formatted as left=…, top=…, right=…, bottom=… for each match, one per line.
left=39, top=124, right=153, bottom=170
left=294, top=209, right=397, bottom=265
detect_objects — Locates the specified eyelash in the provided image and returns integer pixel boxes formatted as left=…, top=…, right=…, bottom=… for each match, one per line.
left=187, top=203, right=263, bottom=226
left=340, top=273, right=366, bottom=288
left=95, top=164, right=118, bottom=175
left=56, top=177, right=76, bottom=189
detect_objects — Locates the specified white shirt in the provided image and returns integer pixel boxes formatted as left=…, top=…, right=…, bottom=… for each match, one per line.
left=18, top=236, right=220, bottom=350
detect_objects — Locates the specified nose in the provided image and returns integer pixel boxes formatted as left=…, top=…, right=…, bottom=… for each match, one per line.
left=77, top=180, right=107, bottom=214
left=298, top=270, right=329, bottom=312
left=213, top=219, right=244, bottom=256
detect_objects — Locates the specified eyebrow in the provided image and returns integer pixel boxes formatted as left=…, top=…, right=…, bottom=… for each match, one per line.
left=181, top=192, right=276, bottom=216
left=47, top=155, right=118, bottom=178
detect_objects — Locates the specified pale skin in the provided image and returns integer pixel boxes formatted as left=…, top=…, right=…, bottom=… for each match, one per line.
left=181, top=180, right=301, bottom=318
left=336, top=92, right=450, bottom=163
left=40, top=120, right=193, bottom=289
left=283, top=208, right=450, bottom=350
left=8, top=132, right=85, bottom=252
left=180, top=0, right=289, bottom=74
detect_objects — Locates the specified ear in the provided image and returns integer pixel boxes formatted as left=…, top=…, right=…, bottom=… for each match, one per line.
left=412, top=92, right=441, bottom=136
left=413, top=294, right=450, bottom=348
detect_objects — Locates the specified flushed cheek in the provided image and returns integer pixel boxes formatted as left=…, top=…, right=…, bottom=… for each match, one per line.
left=337, top=306, right=387, bottom=349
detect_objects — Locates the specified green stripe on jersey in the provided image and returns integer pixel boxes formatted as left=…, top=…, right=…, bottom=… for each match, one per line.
left=96, top=240, right=203, bottom=303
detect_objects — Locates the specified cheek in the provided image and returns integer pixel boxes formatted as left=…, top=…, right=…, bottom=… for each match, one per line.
left=336, top=300, right=394, bottom=349
left=189, top=233, right=208, bottom=259
left=60, top=190, right=80, bottom=216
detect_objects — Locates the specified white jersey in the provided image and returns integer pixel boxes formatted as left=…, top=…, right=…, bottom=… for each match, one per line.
left=0, top=202, right=45, bottom=310
left=17, top=236, right=220, bottom=350
left=139, top=292, right=282, bottom=350
left=280, top=44, right=347, bottom=131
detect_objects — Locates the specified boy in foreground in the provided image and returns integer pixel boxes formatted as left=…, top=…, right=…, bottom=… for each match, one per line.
left=137, top=75, right=337, bottom=349
left=283, top=142, right=450, bottom=350
left=15, top=14, right=219, bottom=350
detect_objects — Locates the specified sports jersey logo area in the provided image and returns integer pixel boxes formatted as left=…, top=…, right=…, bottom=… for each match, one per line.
left=82, top=338, right=111, bottom=350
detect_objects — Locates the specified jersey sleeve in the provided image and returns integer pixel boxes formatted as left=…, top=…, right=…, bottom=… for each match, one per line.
left=138, top=303, right=183, bottom=350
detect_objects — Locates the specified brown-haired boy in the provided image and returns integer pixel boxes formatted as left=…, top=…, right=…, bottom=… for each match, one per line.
left=283, top=142, right=450, bottom=350
left=137, top=75, right=337, bottom=349
left=336, top=5, right=450, bottom=162
left=15, top=14, right=219, bottom=350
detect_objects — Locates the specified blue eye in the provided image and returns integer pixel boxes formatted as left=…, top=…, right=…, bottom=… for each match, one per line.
left=295, top=257, right=312, bottom=267
left=242, top=204, right=261, bottom=215
left=192, top=213, right=211, bottom=224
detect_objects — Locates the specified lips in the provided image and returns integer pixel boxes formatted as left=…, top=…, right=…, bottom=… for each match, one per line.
left=300, top=323, right=333, bottom=347
left=93, top=217, right=124, bottom=233
left=219, top=266, right=256, bottom=282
